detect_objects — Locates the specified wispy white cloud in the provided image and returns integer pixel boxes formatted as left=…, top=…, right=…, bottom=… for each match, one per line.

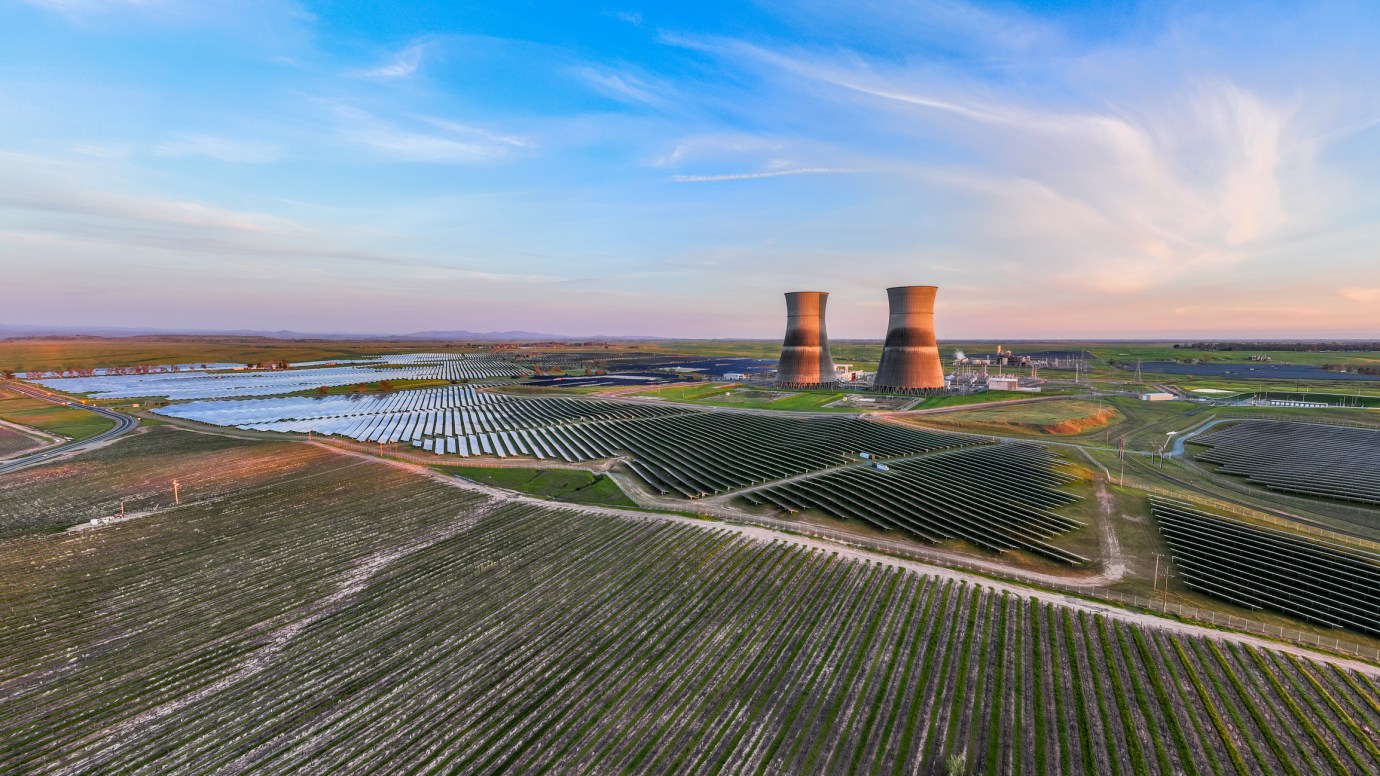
left=1338, top=287, right=1380, bottom=303
left=707, top=39, right=1316, bottom=295
left=607, top=10, right=642, bottom=26
left=673, top=167, right=860, bottom=182
left=151, top=133, right=279, bottom=164
left=20, top=0, right=166, bottom=16
left=327, top=105, right=530, bottom=163
left=0, top=151, right=568, bottom=285
left=573, top=66, right=667, bottom=107
left=356, top=43, right=426, bottom=80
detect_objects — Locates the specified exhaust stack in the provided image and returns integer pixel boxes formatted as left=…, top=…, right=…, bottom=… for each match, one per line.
left=872, top=285, right=946, bottom=393
left=776, top=291, right=838, bottom=389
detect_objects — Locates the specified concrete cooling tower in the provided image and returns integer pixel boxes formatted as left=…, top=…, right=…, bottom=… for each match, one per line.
left=775, top=291, right=838, bottom=389
left=872, top=285, right=946, bottom=393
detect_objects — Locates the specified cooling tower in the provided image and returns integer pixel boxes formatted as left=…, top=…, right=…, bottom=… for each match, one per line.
left=872, top=285, right=946, bottom=393
left=776, top=291, right=838, bottom=389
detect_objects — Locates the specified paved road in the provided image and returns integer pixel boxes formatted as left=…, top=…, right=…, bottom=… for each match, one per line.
left=0, top=380, right=138, bottom=475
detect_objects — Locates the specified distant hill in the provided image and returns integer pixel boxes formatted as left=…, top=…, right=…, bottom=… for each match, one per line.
left=0, top=323, right=662, bottom=341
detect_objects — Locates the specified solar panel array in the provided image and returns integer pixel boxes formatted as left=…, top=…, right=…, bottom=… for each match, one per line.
left=523, top=413, right=972, bottom=496
left=156, top=386, right=685, bottom=446
left=155, top=384, right=978, bottom=496
left=1152, top=497, right=1380, bottom=636
left=1192, top=420, right=1380, bottom=506
left=743, top=444, right=1086, bottom=564
left=31, top=354, right=530, bottom=400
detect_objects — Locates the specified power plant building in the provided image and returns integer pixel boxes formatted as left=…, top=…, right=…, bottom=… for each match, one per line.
left=872, top=285, right=947, bottom=394
left=775, top=291, right=838, bottom=389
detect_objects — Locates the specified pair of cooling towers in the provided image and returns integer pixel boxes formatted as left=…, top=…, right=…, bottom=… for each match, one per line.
left=776, top=286, right=945, bottom=393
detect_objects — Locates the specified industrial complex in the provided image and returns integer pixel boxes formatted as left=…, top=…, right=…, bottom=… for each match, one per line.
left=776, top=284, right=948, bottom=394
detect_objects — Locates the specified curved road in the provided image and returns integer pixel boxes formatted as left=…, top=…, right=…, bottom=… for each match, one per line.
left=0, top=380, right=138, bottom=475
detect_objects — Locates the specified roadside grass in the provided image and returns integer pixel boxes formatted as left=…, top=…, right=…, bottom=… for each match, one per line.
left=0, top=388, right=115, bottom=441
left=437, top=465, right=635, bottom=507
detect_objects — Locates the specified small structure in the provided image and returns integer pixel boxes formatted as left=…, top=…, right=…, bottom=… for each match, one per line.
left=987, top=376, right=1020, bottom=392
left=1141, top=392, right=1175, bottom=401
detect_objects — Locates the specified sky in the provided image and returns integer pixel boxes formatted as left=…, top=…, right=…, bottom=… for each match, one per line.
left=0, top=0, right=1378, bottom=339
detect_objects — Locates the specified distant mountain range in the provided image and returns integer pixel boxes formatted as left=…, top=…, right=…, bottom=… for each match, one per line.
left=0, top=323, right=664, bottom=341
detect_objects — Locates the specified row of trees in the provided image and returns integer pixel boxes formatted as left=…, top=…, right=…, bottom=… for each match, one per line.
left=1176, top=342, right=1380, bottom=352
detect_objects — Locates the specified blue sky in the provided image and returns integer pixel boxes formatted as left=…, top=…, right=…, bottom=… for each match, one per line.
left=1, top=0, right=1378, bottom=338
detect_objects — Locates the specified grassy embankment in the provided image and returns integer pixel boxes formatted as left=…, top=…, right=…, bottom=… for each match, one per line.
left=0, top=387, right=115, bottom=441
left=908, top=399, right=1123, bottom=437
left=437, top=465, right=634, bottom=506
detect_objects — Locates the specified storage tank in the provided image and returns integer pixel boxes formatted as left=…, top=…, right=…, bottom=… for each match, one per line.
left=872, top=285, right=946, bottom=393
left=775, top=291, right=838, bottom=389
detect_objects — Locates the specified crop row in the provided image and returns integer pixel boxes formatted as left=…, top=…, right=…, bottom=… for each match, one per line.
left=1192, top=420, right=1380, bottom=506
left=4, top=466, right=1378, bottom=773
left=743, top=443, right=1087, bottom=564
left=0, top=428, right=334, bottom=535
left=1152, top=497, right=1380, bottom=636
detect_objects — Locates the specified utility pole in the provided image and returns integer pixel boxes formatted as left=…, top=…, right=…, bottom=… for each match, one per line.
left=172, top=480, right=180, bottom=506
left=1152, top=553, right=1168, bottom=611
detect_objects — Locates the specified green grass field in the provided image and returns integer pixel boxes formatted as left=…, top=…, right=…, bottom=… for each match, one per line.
left=632, top=383, right=859, bottom=412
left=912, top=398, right=1123, bottom=437
left=906, top=390, right=1038, bottom=409
left=438, top=465, right=635, bottom=506
left=0, top=388, right=115, bottom=441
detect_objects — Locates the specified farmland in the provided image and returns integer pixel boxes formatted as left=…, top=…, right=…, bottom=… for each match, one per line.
left=3, top=440, right=1378, bottom=774
left=441, top=465, right=635, bottom=507
left=0, top=427, right=338, bottom=536
left=0, top=423, right=45, bottom=459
